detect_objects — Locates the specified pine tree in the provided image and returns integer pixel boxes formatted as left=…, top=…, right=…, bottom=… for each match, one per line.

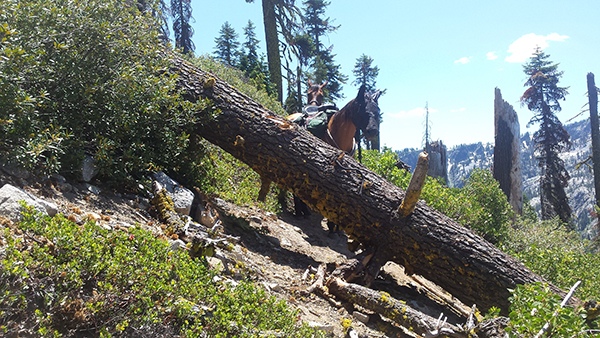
left=214, top=22, right=240, bottom=66
left=587, top=73, right=600, bottom=209
left=239, top=20, right=273, bottom=95
left=171, top=0, right=194, bottom=54
left=287, top=32, right=314, bottom=113
left=303, top=0, right=346, bottom=101
left=352, top=54, right=379, bottom=91
left=521, top=47, right=572, bottom=225
left=353, top=54, right=383, bottom=151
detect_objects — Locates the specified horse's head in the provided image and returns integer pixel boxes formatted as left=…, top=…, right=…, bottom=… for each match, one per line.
left=307, top=79, right=327, bottom=106
left=352, top=85, right=381, bottom=140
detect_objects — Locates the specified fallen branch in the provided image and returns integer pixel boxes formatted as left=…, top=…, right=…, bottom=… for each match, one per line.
left=327, top=277, right=465, bottom=337
left=301, top=263, right=326, bottom=296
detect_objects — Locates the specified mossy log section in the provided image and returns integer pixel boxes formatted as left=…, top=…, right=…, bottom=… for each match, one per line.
left=327, top=277, right=465, bottom=337
left=167, top=53, right=576, bottom=314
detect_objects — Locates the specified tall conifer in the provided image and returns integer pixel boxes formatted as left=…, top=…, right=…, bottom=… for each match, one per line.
left=171, top=0, right=194, bottom=54
left=521, top=47, right=572, bottom=225
left=303, top=0, right=346, bottom=101
left=214, top=22, right=240, bottom=66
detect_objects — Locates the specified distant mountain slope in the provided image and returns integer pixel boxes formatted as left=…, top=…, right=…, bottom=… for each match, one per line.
left=395, top=119, right=596, bottom=238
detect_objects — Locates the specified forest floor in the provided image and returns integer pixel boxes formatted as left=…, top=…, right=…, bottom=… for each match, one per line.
left=0, top=169, right=472, bottom=338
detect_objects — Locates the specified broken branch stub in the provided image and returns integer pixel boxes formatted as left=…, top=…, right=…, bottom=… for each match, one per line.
left=399, top=151, right=429, bottom=217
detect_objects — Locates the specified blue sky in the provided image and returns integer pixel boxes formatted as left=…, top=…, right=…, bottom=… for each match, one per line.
left=189, top=0, right=600, bottom=150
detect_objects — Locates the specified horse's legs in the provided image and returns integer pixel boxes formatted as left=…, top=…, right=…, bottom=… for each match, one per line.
left=327, top=220, right=339, bottom=234
left=293, top=194, right=310, bottom=218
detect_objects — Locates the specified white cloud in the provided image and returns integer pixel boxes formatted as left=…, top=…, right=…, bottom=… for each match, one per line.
left=505, top=33, right=569, bottom=63
left=454, top=56, right=472, bottom=65
left=387, top=106, right=438, bottom=119
left=486, top=51, right=498, bottom=60
left=450, top=108, right=466, bottom=113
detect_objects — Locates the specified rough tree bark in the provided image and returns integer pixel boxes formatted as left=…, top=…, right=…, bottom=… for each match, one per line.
left=167, top=54, right=577, bottom=314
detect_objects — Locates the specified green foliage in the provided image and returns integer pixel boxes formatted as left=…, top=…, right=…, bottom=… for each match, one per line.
left=0, top=207, right=324, bottom=337
left=506, top=283, right=594, bottom=337
left=0, top=0, right=205, bottom=190
left=238, top=20, right=274, bottom=96
left=521, top=47, right=572, bottom=224
left=190, top=55, right=285, bottom=117
left=503, top=218, right=600, bottom=302
left=202, top=143, right=281, bottom=213
left=352, top=54, right=380, bottom=91
left=362, top=149, right=512, bottom=244
left=171, top=0, right=195, bottom=54
left=213, top=21, right=239, bottom=67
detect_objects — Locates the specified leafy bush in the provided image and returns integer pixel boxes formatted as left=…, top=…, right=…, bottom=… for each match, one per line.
left=503, top=218, right=600, bottom=302
left=201, top=142, right=282, bottom=213
left=189, top=55, right=285, bottom=117
left=0, top=0, right=205, bottom=189
left=506, top=283, right=594, bottom=337
left=362, top=149, right=512, bottom=244
left=0, top=207, right=324, bottom=337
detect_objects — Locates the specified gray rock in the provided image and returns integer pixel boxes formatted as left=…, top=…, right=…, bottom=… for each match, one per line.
left=352, top=311, right=370, bottom=323
left=0, top=184, right=58, bottom=222
left=85, top=183, right=101, bottom=195
left=152, top=171, right=194, bottom=216
left=308, top=322, right=334, bottom=333
left=1, top=162, right=31, bottom=180
left=280, top=238, right=292, bottom=247
left=81, top=155, right=98, bottom=182
left=51, top=174, right=67, bottom=184
left=170, top=239, right=187, bottom=251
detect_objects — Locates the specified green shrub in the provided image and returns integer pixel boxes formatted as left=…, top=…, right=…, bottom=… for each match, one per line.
left=0, top=206, right=324, bottom=337
left=189, top=55, right=286, bottom=117
left=362, top=149, right=512, bottom=244
left=0, top=0, right=205, bottom=189
left=506, top=283, right=593, bottom=337
left=201, top=142, right=282, bottom=213
left=503, top=218, right=600, bottom=302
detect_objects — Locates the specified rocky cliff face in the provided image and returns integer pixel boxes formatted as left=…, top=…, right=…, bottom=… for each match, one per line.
left=395, top=119, right=597, bottom=238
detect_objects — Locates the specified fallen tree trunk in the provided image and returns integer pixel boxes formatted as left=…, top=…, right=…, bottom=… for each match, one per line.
left=167, top=54, right=577, bottom=314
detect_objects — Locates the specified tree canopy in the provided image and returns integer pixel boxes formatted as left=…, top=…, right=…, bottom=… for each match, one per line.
left=214, top=21, right=240, bottom=66
left=521, top=47, right=572, bottom=225
left=171, top=0, right=195, bottom=54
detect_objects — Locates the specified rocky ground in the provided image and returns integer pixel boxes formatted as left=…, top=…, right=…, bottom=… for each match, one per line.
left=0, top=167, right=474, bottom=338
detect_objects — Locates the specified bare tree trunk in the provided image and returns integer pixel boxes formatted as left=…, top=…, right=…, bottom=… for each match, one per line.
left=167, top=53, right=578, bottom=314
left=588, top=73, right=600, bottom=208
left=261, top=0, right=282, bottom=102
left=493, top=88, right=523, bottom=215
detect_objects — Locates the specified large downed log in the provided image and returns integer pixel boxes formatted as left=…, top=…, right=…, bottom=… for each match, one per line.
left=167, top=53, right=577, bottom=314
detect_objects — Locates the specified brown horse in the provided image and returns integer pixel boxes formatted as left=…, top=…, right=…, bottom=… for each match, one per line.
left=292, top=82, right=382, bottom=233
left=307, top=79, right=327, bottom=105
left=321, top=84, right=381, bottom=233
left=323, top=84, right=381, bottom=156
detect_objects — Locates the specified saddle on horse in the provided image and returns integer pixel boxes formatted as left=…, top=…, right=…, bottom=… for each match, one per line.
left=288, top=104, right=338, bottom=139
